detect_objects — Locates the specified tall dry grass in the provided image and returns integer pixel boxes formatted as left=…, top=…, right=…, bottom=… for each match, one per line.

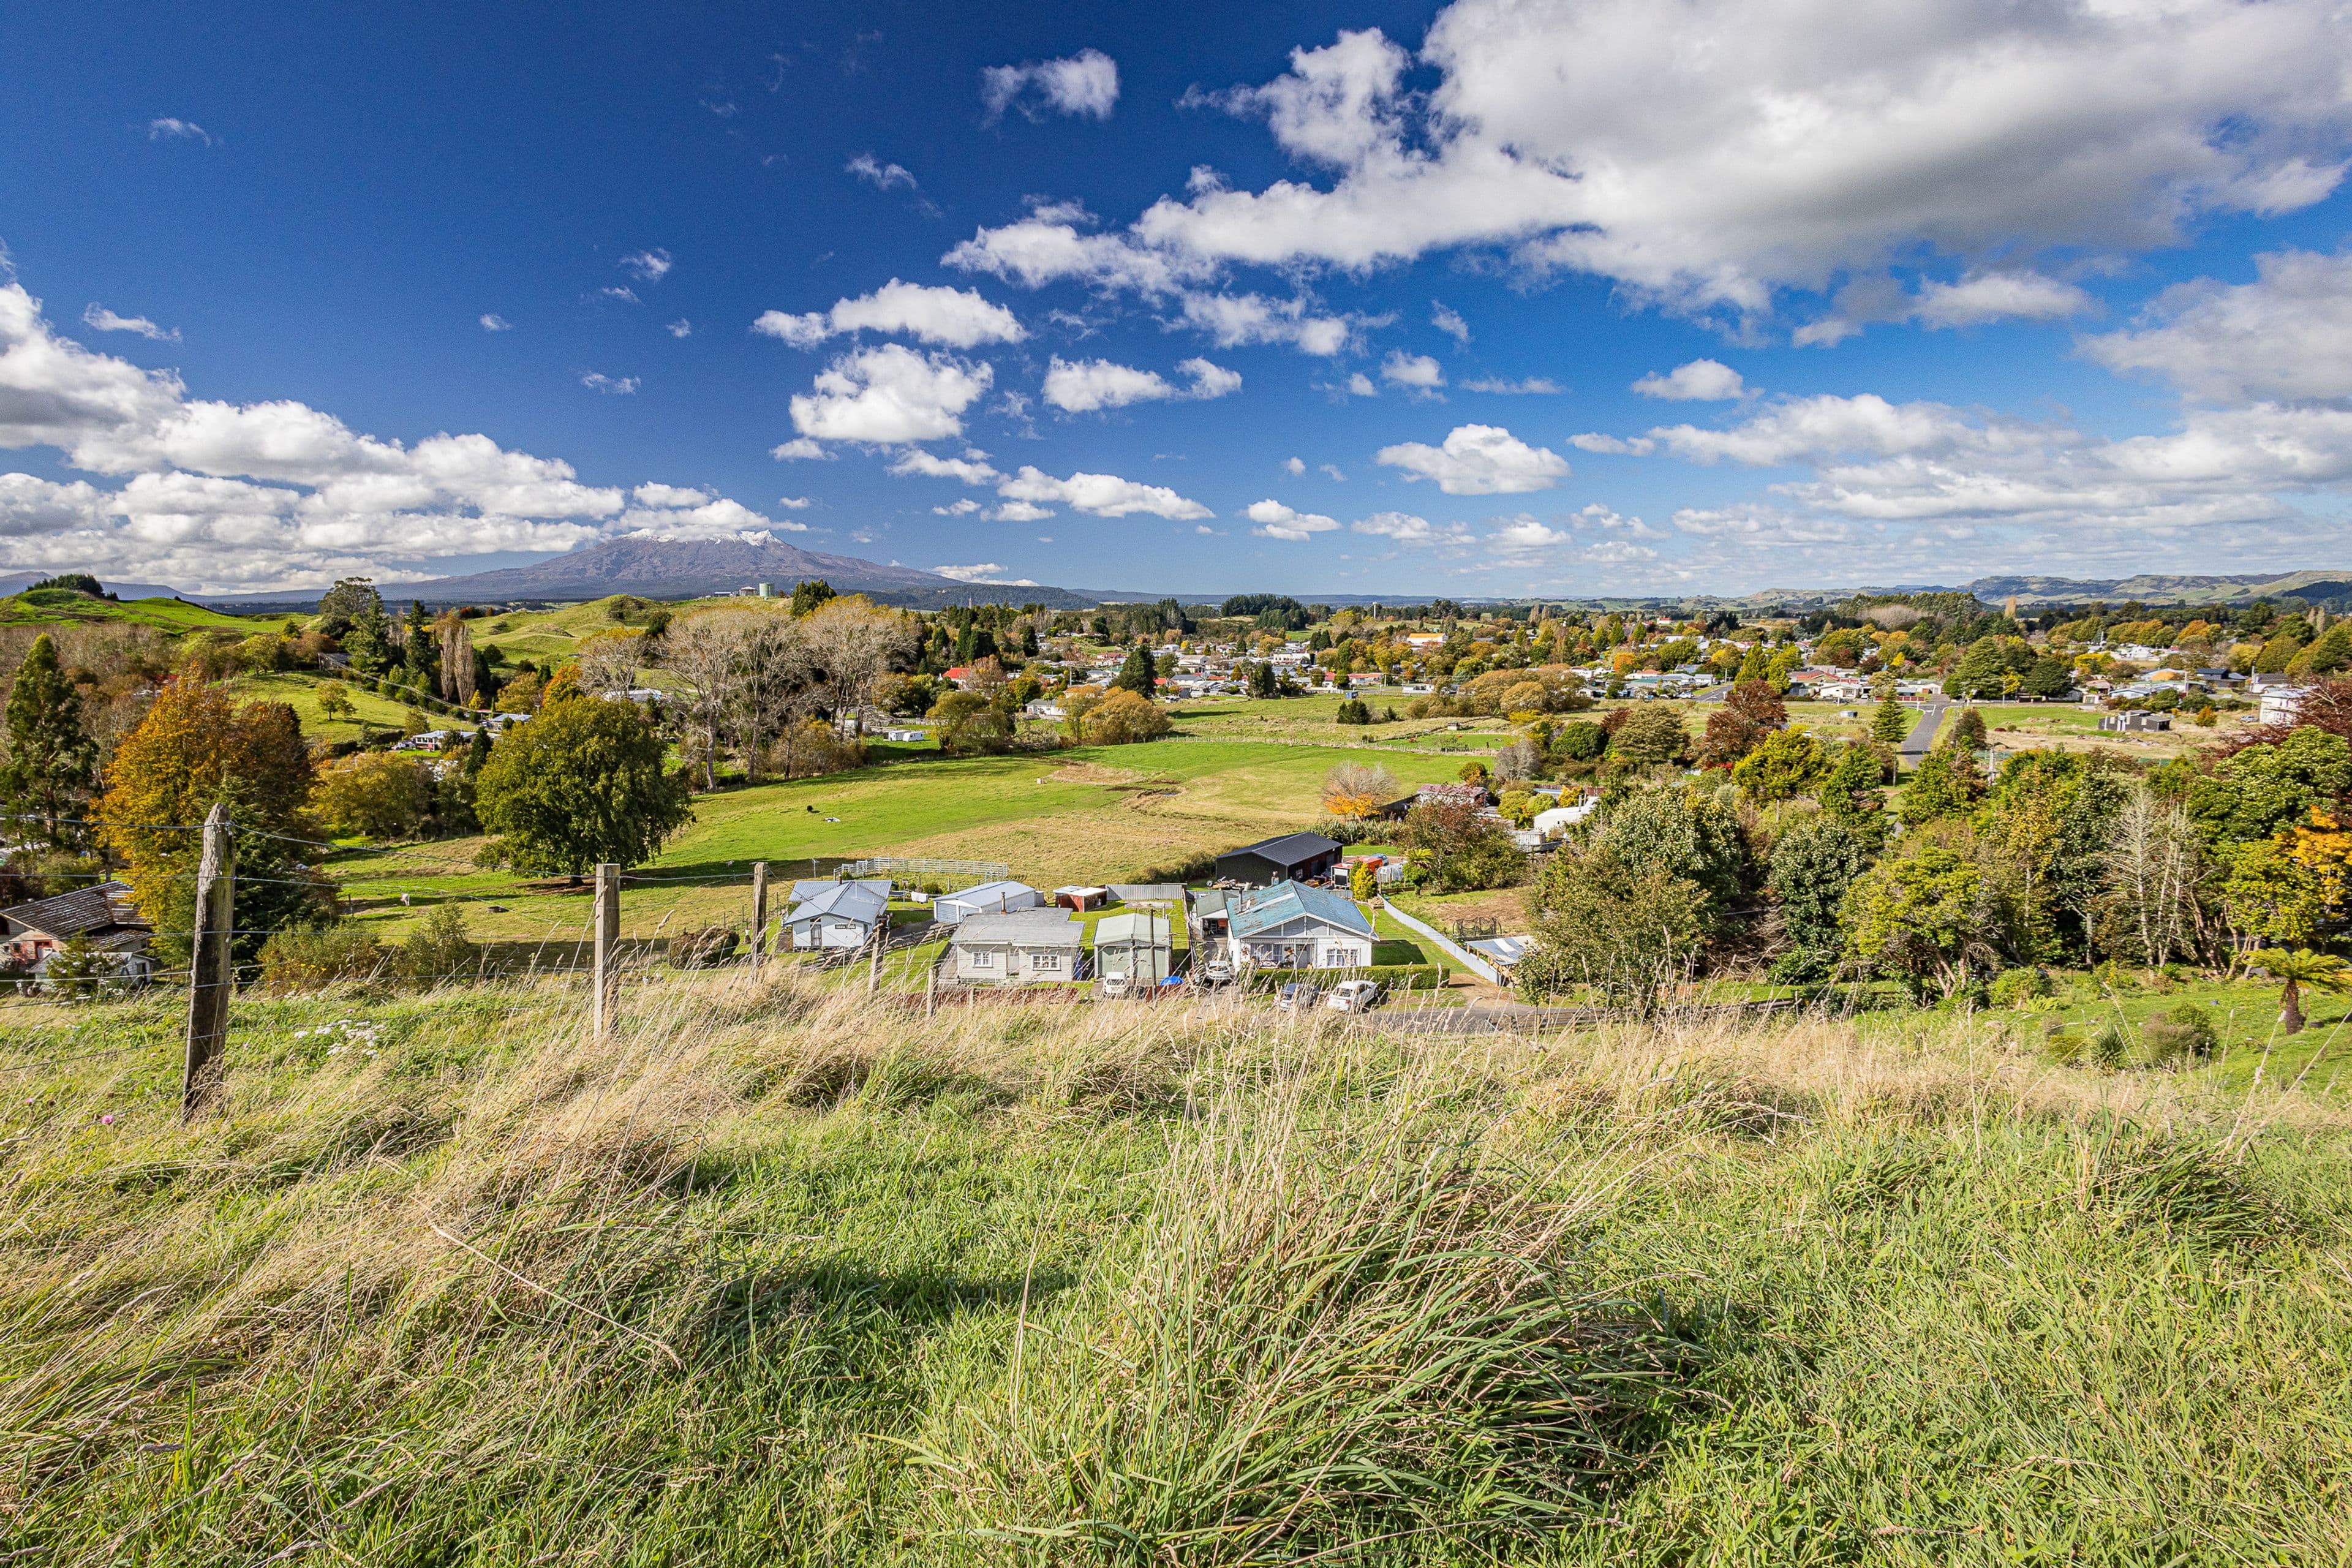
left=1, top=975, right=2346, bottom=1563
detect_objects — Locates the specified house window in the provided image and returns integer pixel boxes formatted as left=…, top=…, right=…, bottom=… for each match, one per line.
left=967, top=948, right=996, bottom=970
left=1324, top=948, right=1351, bottom=967
left=1032, top=952, right=1063, bottom=973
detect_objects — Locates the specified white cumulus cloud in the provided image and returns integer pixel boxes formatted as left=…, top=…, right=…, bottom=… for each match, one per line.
left=619, top=248, right=673, bottom=284
left=753, top=279, right=1025, bottom=350
left=1246, top=499, right=1341, bottom=541
left=1381, top=350, right=1445, bottom=391
left=1633, top=360, right=1746, bottom=401
left=786, top=344, right=993, bottom=444
left=2081, top=248, right=2352, bottom=404
left=996, top=466, right=1213, bottom=519
left=1374, top=423, right=1570, bottom=494
left=1041, top=355, right=1240, bottom=412
left=889, top=450, right=1003, bottom=484
left=982, top=48, right=1120, bottom=121
left=580, top=372, right=639, bottom=394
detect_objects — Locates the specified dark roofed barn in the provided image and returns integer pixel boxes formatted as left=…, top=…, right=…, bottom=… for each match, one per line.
left=1215, top=831, right=1343, bottom=886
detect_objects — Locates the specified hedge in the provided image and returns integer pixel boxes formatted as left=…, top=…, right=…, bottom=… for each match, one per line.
left=1240, top=963, right=1446, bottom=993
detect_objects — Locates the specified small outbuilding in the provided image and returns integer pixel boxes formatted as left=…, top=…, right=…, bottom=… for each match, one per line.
left=778, top=881, right=889, bottom=951
left=1092, top=911, right=1174, bottom=986
left=933, top=880, right=1042, bottom=925
left=948, top=910, right=1084, bottom=984
left=1052, top=885, right=1110, bottom=911
left=1215, top=831, right=1344, bottom=886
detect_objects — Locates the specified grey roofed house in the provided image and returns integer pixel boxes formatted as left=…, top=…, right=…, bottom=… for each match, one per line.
left=1214, top=831, right=1343, bottom=886
left=932, top=880, right=1042, bottom=925
left=1092, top=910, right=1174, bottom=984
left=1107, top=883, right=1186, bottom=907
left=790, top=877, right=891, bottom=903
left=947, top=908, right=1084, bottom=984
left=780, top=881, right=889, bottom=949
left=0, top=881, right=151, bottom=967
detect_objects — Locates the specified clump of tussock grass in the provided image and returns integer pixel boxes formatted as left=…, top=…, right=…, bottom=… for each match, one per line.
left=899, top=1061, right=1700, bottom=1561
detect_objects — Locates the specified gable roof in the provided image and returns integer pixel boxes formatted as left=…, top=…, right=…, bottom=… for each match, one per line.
left=1223, top=831, right=1342, bottom=869
left=1229, top=881, right=1373, bottom=941
left=790, top=877, right=890, bottom=903
left=0, top=880, right=145, bottom=941
left=940, top=880, right=1037, bottom=907
left=951, top=910, right=1082, bottom=948
left=782, top=883, right=888, bottom=926
left=1093, top=911, right=1171, bottom=946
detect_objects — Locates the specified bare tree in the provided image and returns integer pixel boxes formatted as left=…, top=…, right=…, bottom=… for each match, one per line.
left=571, top=631, right=642, bottom=697
left=2100, top=782, right=2205, bottom=968
left=736, top=613, right=814, bottom=782
left=660, top=611, right=751, bottom=791
left=801, top=598, right=915, bottom=734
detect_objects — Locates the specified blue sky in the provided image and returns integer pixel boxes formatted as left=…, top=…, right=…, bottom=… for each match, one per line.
left=4, top=0, right=2351, bottom=597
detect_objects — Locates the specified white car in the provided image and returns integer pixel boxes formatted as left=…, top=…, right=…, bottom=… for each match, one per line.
left=1325, top=979, right=1385, bottom=1013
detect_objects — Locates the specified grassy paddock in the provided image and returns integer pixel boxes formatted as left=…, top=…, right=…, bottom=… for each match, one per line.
left=4, top=979, right=2348, bottom=1564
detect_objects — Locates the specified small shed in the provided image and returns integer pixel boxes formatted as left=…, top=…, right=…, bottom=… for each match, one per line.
left=1092, top=911, right=1173, bottom=985
left=1215, top=831, right=1343, bottom=886
left=1052, top=885, right=1110, bottom=911
left=948, top=910, right=1084, bottom=984
left=933, top=880, right=1042, bottom=925
left=779, top=882, right=889, bottom=950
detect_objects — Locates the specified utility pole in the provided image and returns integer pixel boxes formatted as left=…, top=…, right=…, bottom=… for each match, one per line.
left=592, top=862, right=619, bottom=1039
left=748, top=861, right=769, bottom=977
left=182, top=804, right=235, bottom=1120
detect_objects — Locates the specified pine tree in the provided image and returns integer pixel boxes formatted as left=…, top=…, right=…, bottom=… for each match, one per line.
left=1870, top=693, right=1911, bottom=747
left=1114, top=645, right=1158, bottom=696
left=0, top=633, right=98, bottom=848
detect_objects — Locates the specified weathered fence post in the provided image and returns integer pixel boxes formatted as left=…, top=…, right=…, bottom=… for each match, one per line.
left=182, top=804, right=235, bottom=1120
left=867, top=917, right=883, bottom=996
left=748, top=861, right=769, bottom=976
left=592, top=862, right=620, bottom=1039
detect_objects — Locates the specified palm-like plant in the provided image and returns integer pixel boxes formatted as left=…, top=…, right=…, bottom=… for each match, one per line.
left=2245, top=948, right=2352, bottom=1035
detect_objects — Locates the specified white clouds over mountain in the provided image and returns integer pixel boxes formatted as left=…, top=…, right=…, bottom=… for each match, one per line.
left=2081, top=248, right=2352, bottom=404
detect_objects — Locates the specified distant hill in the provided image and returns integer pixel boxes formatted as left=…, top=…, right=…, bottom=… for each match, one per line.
left=1957, top=571, right=2352, bottom=607
left=331, top=535, right=1104, bottom=610
left=0, top=571, right=186, bottom=601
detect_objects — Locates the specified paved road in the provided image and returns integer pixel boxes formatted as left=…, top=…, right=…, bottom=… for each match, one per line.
left=1898, top=699, right=1948, bottom=759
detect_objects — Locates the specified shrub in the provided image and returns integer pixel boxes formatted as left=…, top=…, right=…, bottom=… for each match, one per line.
left=1989, top=967, right=2052, bottom=1007
left=669, top=926, right=742, bottom=970
left=1335, top=698, right=1372, bottom=725
left=260, top=926, right=391, bottom=992
left=398, top=903, right=480, bottom=986
left=2141, top=1003, right=2220, bottom=1065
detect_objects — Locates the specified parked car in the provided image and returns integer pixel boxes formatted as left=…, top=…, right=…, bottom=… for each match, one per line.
left=1098, top=972, right=1133, bottom=998
left=1195, top=959, right=1234, bottom=988
left=1276, top=981, right=1321, bottom=1013
left=1325, top=979, right=1385, bottom=1013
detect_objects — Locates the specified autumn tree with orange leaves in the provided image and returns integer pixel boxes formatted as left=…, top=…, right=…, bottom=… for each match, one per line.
left=95, top=676, right=335, bottom=964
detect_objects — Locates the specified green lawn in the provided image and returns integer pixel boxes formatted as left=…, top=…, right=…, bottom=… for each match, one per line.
left=228, top=669, right=444, bottom=746
left=0, top=589, right=282, bottom=635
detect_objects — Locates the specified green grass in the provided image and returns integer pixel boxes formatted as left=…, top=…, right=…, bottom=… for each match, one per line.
left=3, top=981, right=2346, bottom=1563
left=227, top=669, right=440, bottom=745
left=0, top=589, right=282, bottom=634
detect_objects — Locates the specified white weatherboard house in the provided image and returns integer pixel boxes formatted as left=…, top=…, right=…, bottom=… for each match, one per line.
left=779, top=882, right=888, bottom=951
left=1224, top=881, right=1375, bottom=971
left=948, top=910, right=1084, bottom=984
left=932, top=880, right=1041, bottom=925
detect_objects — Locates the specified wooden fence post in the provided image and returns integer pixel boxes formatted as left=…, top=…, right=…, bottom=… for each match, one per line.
left=867, top=917, right=883, bottom=996
left=748, top=861, right=769, bottom=976
left=592, top=862, right=620, bottom=1039
left=182, top=804, right=235, bottom=1120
